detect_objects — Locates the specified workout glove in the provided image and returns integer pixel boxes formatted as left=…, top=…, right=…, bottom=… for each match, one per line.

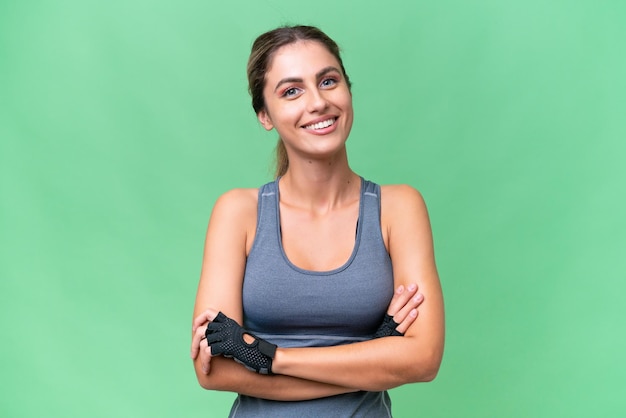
left=373, top=314, right=404, bottom=338
left=205, top=312, right=277, bottom=375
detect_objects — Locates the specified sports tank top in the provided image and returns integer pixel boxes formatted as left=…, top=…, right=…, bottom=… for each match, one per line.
left=232, top=178, right=395, bottom=417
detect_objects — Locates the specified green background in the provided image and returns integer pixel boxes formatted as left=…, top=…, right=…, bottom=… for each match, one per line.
left=2, top=0, right=625, bottom=417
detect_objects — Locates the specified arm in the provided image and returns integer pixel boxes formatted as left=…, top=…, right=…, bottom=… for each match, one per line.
left=269, top=185, right=445, bottom=391
left=191, top=189, right=358, bottom=400
left=198, top=356, right=357, bottom=401
left=192, top=283, right=421, bottom=378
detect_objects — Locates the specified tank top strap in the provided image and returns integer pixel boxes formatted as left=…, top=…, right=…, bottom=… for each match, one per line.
left=359, top=178, right=384, bottom=245
left=361, top=178, right=380, bottom=196
left=254, top=180, right=280, bottom=249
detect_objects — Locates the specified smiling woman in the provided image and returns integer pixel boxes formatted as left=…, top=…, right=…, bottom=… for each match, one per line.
left=247, top=26, right=353, bottom=177
left=256, top=40, right=354, bottom=172
left=190, top=25, right=444, bottom=417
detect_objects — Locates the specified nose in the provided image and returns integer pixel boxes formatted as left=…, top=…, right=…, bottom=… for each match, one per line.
left=306, top=88, right=329, bottom=113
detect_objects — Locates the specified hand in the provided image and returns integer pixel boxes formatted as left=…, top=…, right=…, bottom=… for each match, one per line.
left=205, top=312, right=277, bottom=375
left=190, top=308, right=220, bottom=374
left=375, top=284, right=424, bottom=337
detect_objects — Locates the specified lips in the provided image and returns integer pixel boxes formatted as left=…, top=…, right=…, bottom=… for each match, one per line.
left=302, top=117, right=337, bottom=130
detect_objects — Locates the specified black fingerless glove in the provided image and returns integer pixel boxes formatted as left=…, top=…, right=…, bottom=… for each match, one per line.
left=373, top=314, right=404, bottom=338
left=205, top=312, right=277, bottom=375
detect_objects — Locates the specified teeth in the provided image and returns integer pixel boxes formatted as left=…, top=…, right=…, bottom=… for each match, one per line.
left=305, top=118, right=335, bottom=130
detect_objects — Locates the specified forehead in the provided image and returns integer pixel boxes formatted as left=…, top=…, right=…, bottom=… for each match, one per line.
left=265, top=40, right=341, bottom=80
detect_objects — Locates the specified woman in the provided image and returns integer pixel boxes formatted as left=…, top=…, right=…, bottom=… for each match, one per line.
left=190, top=25, right=444, bottom=417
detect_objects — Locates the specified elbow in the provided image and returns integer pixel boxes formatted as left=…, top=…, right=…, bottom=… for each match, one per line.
left=403, top=349, right=443, bottom=384
left=389, top=364, right=439, bottom=389
left=360, top=344, right=444, bottom=391
left=196, top=371, right=229, bottom=391
left=197, top=376, right=212, bottom=391
left=367, top=355, right=442, bottom=392
left=194, top=357, right=243, bottom=392
left=417, top=363, right=440, bottom=382
left=194, top=363, right=227, bottom=391
left=414, top=348, right=443, bottom=382
left=195, top=369, right=215, bottom=391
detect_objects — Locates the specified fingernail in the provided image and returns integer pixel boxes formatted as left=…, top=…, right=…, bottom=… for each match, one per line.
left=410, top=309, right=418, bottom=317
left=413, top=293, right=423, bottom=302
left=396, top=285, right=404, bottom=294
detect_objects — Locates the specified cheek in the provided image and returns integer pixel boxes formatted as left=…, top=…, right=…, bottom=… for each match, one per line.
left=272, top=102, right=303, bottom=128
left=340, top=95, right=354, bottom=121
left=334, top=88, right=353, bottom=111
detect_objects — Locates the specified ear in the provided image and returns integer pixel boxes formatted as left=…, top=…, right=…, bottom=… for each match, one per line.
left=257, top=110, right=274, bottom=131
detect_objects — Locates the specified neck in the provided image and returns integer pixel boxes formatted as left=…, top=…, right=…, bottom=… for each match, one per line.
left=278, top=152, right=360, bottom=212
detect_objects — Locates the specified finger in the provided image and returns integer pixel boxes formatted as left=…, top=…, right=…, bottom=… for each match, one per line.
left=387, top=283, right=418, bottom=316
left=192, top=308, right=219, bottom=332
left=393, top=292, right=424, bottom=324
left=200, top=343, right=212, bottom=374
left=190, top=326, right=208, bottom=359
left=395, top=308, right=418, bottom=334
left=192, top=312, right=209, bottom=332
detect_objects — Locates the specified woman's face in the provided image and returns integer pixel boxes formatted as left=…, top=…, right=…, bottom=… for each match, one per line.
left=258, top=40, right=353, bottom=161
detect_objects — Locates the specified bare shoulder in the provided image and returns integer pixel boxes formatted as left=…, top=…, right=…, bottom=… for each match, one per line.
left=203, top=187, right=260, bottom=257
left=207, top=188, right=258, bottom=236
left=212, top=187, right=258, bottom=215
left=378, top=184, right=431, bottom=252
left=380, top=184, right=428, bottom=218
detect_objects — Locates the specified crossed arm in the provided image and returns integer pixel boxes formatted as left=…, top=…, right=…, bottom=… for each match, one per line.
left=190, top=185, right=444, bottom=400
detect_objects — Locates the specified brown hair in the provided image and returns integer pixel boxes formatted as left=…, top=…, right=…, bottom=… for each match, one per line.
left=247, top=25, right=352, bottom=177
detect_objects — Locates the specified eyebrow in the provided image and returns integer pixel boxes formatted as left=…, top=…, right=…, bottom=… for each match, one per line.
left=273, top=66, right=342, bottom=93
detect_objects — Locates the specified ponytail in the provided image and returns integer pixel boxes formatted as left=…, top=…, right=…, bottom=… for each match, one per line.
left=274, top=138, right=289, bottom=178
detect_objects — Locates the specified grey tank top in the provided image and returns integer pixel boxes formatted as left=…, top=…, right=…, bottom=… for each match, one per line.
left=232, top=178, right=395, bottom=417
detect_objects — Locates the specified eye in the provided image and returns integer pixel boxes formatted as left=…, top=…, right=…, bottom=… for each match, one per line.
left=320, top=77, right=338, bottom=88
left=282, top=87, right=302, bottom=98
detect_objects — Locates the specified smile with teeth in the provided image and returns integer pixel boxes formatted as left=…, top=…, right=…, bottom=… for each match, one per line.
left=303, top=118, right=336, bottom=130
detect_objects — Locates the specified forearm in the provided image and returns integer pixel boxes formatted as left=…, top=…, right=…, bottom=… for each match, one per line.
left=272, top=336, right=442, bottom=392
left=194, top=356, right=357, bottom=401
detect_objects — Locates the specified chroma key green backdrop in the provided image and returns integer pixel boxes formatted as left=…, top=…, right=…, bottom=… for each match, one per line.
left=1, top=1, right=625, bottom=417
